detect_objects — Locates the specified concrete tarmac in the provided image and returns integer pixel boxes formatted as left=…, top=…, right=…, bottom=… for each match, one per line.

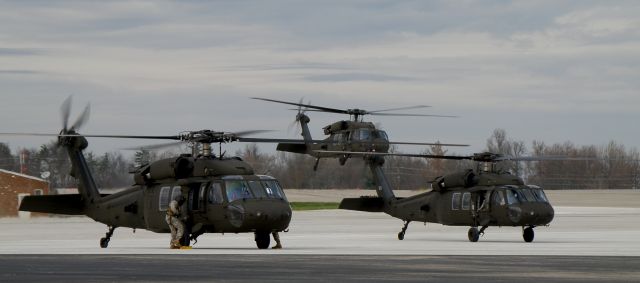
left=1, top=206, right=639, bottom=281
left=1, top=255, right=638, bottom=282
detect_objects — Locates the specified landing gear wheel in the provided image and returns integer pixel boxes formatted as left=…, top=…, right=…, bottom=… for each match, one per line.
left=523, top=227, right=535, bottom=242
left=99, top=226, right=116, bottom=248
left=255, top=231, right=270, bottom=249
left=100, top=237, right=109, bottom=248
left=468, top=227, right=480, bottom=242
left=397, top=221, right=410, bottom=241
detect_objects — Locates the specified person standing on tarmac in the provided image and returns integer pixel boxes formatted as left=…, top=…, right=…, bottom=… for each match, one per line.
left=272, top=231, right=282, bottom=249
left=166, top=197, right=186, bottom=249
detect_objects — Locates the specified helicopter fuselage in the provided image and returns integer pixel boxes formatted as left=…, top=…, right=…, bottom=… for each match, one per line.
left=339, top=156, right=555, bottom=242
left=19, top=133, right=292, bottom=249
left=84, top=174, right=291, bottom=234
left=387, top=184, right=554, bottom=228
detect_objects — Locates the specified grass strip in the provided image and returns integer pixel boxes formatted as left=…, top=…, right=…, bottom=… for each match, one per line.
left=290, top=202, right=339, bottom=211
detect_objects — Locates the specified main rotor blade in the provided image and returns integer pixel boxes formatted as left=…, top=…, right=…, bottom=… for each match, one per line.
left=60, top=96, right=72, bottom=131
left=230, top=130, right=275, bottom=137
left=0, top=132, right=64, bottom=137
left=251, top=97, right=347, bottom=114
left=369, top=113, right=458, bottom=118
left=495, top=156, right=598, bottom=162
left=238, top=137, right=325, bottom=144
left=386, top=141, right=469, bottom=147
left=368, top=105, right=431, bottom=113
left=81, top=134, right=181, bottom=140
left=121, top=141, right=186, bottom=151
left=70, top=104, right=91, bottom=131
left=313, top=150, right=470, bottom=160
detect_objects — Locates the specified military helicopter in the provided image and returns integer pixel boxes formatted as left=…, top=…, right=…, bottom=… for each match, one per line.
left=322, top=150, right=571, bottom=242
left=252, top=97, right=468, bottom=170
left=2, top=98, right=304, bottom=249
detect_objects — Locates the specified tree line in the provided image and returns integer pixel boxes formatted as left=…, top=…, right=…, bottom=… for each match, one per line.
left=1, top=128, right=639, bottom=190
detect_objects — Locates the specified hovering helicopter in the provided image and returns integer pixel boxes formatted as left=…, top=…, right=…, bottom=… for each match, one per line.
left=252, top=97, right=468, bottom=170
left=322, top=150, right=570, bottom=242
left=2, top=98, right=307, bottom=249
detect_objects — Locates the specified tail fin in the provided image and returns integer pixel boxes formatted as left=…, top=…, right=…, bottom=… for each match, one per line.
left=297, top=113, right=313, bottom=145
left=367, top=156, right=396, bottom=206
left=60, top=134, right=102, bottom=205
left=277, top=113, right=313, bottom=155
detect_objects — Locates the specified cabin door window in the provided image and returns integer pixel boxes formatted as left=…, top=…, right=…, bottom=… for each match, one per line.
left=189, top=185, right=201, bottom=211
left=451, top=192, right=461, bottom=210
left=158, top=186, right=171, bottom=211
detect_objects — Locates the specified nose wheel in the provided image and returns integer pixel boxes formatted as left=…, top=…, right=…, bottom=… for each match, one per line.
left=467, top=227, right=479, bottom=242
left=523, top=226, right=535, bottom=242
left=99, top=226, right=116, bottom=248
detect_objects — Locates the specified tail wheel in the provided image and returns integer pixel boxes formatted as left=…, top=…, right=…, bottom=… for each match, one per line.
left=99, top=237, right=109, bottom=248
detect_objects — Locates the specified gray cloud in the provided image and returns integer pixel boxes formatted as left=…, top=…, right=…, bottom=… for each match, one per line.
left=0, top=48, right=41, bottom=56
left=0, top=70, right=42, bottom=75
left=302, top=73, right=415, bottom=82
left=0, top=0, right=639, bottom=155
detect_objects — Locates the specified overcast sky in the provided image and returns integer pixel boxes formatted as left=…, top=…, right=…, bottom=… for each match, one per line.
left=1, top=0, right=639, bottom=156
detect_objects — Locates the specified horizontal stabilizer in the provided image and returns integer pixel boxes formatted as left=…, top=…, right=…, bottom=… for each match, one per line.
left=339, top=197, right=385, bottom=212
left=277, top=143, right=307, bottom=154
left=19, top=194, right=86, bottom=215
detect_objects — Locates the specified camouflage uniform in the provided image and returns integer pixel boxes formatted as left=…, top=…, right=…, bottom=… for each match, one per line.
left=166, top=200, right=185, bottom=249
left=272, top=231, right=282, bottom=249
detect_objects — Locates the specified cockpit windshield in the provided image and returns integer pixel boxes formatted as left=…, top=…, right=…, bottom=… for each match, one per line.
left=374, top=130, right=389, bottom=141
left=262, top=180, right=287, bottom=200
left=504, top=186, right=549, bottom=204
left=225, top=180, right=253, bottom=202
left=528, top=186, right=549, bottom=202
left=352, top=129, right=371, bottom=141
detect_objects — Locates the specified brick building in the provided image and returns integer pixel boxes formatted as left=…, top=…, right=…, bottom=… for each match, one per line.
left=0, top=169, right=49, bottom=217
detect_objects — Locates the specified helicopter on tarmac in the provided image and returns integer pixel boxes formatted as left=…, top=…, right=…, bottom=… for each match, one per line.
left=1, top=98, right=306, bottom=249
left=320, top=150, right=572, bottom=242
left=252, top=97, right=468, bottom=170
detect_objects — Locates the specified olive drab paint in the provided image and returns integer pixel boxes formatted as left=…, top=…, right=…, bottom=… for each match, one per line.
left=11, top=97, right=293, bottom=249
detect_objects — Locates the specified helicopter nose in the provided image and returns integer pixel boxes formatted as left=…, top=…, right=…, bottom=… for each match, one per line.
left=226, top=203, right=246, bottom=228
left=514, top=204, right=555, bottom=226
left=241, top=200, right=292, bottom=230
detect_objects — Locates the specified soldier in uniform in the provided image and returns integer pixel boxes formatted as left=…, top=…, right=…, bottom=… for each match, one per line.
left=166, top=197, right=185, bottom=249
left=272, top=231, right=282, bottom=249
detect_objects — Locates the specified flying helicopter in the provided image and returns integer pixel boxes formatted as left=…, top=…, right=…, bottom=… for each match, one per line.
left=320, top=150, right=579, bottom=242
left=1, top=98, right=310, bottom=249
left=252, top=97, right=468, bottom=170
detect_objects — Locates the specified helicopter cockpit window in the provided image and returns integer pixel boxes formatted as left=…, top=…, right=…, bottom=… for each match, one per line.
left=352, top=129, right=371, bottom=141
left=262, top=180, right=287, bottom=200
left=374, top=130, right=389, bottom=141
left=505, top=189, right=519, bottom=205
left=509, top=189, right=528, bottom=203
left=493, top=190, right=506, bottom=206
left=521, top=188, right=536, bottom=203
left=530, top=187, right=549, bottom=202
left=451, top=192, right=461, bottom=210
left=225, top=180, right=253, bottom=202
left=248, top=180, right=267, bottom=198
left=461, top=192, right=471, bottom=210
left=208, top=183, right=224, bottom=204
